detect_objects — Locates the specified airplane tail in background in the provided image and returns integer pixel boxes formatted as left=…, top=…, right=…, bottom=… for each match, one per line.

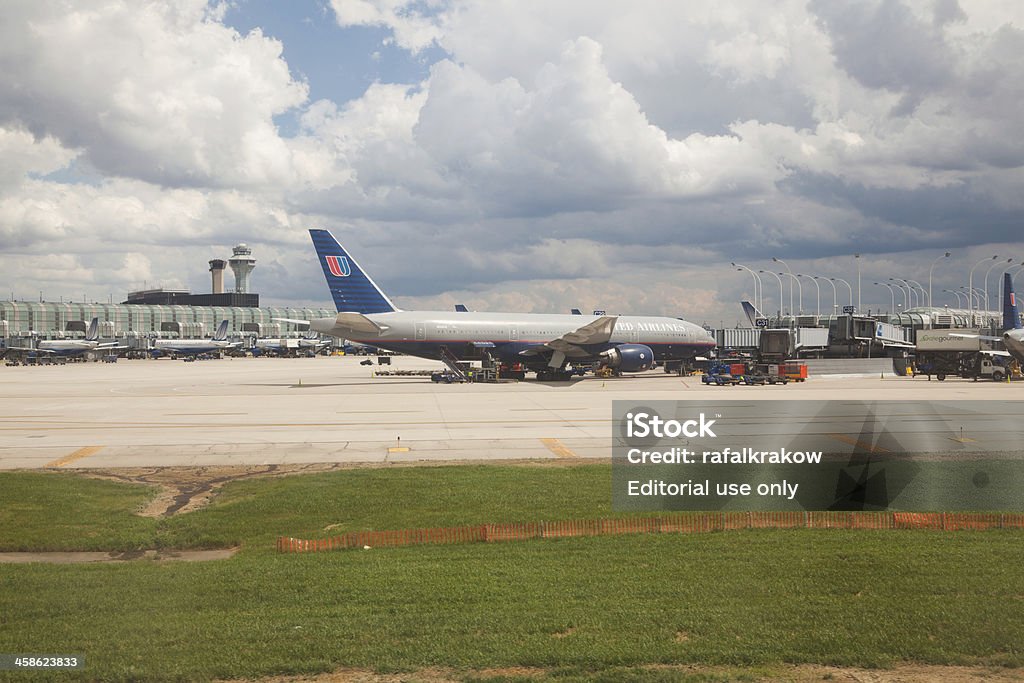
left=309, top=229, right=398, bottom=314
left=1004, top=272, right=1022, bottom=331
left=740, top=301, right=765, bottom=327
left=85, top=317, right=99, bottom=341
left=213, top=319, right=229, bottom=341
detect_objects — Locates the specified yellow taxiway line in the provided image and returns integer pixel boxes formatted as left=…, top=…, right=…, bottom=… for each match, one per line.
left=541, top=438, right=578, bottom=458
left=46, top=446, right=105, bottom=468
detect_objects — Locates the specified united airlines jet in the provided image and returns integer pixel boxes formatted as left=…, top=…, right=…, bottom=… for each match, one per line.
left=152, top=320, right=238, bottom=358
left=290, top=229, right=715, bottom=380
left=5, top=317, right=124, bottom=359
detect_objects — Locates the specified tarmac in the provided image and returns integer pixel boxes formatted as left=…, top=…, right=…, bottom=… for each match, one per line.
left=0, top=355, right=1020, bottom=471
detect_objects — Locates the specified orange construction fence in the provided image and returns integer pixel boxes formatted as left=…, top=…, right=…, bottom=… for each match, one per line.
left=276, top=511, right=1024, bottom=553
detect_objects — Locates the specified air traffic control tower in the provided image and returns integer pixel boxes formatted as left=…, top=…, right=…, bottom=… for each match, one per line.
left=229, top=244, right=256, bottom=294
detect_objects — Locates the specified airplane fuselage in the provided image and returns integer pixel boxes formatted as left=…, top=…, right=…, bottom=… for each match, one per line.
left=310, top=311, right=714, bottom=367
left=1004, top=330, right=1024, bottom=362
left=153, top=340, right=233, bottom=356
left=37, top=340, right=106, bottom=357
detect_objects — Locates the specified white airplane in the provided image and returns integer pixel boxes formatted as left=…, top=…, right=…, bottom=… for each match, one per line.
left=298, top=330, right=331, bottom=352
left=5, top=317, right=123, bottom=359
left=152, top=320, right=238, bottom=358
left=284, top=229, right=716, bottom=380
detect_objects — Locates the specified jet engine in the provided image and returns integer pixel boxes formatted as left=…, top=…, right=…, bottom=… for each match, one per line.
left=600, top=344, right=655, bottom=372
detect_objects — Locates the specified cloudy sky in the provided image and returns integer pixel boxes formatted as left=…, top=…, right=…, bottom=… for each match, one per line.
left=2, top=0, right=1023, bottom=324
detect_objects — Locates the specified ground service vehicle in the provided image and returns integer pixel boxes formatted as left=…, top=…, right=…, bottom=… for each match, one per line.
left=914, top=329, right=1008, bottom=381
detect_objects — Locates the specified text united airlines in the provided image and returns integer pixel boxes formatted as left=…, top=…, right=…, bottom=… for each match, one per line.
left=626, top=447, right=823, bottom=465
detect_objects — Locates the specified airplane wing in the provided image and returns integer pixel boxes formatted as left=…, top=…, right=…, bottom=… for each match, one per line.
left=4, top=345, right=40, bottom=353
left=334, top=312, right=390, bottom=334
left=273, top=314, right=389, bottom=335
left=521, top=315, right=618, bottom=358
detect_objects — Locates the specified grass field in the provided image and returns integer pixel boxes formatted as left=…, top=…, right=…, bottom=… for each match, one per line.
left=0, top=465, right=1022, bottom=682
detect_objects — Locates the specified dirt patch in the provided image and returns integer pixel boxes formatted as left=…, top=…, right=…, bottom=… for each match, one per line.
left=0, top=548, right=238, bottom=564
left=78, top=459, right=602, bottom=518
left=225, top=664, right=1024, bottom=682
left=81, top=463, right=354, bottom=517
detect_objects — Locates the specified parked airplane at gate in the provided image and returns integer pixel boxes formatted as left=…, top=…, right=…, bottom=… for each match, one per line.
left=953, top=273, right=1024, bottom=366
left=298, top=330, right=331, bottom=352
left=289, top=229, right=716, bottom=380
left=5, top=317, right=123, bottom=359
left=152, top=320, right=237, bottom=358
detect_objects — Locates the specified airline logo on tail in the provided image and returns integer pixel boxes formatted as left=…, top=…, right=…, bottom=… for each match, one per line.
left=1003, top=272, right=1021, bottom=331
left=326, top=255, right=351, bottom=277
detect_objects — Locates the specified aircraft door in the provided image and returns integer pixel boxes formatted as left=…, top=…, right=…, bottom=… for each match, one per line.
left=415, top=323, right=426, bottom=341
left=510, top=326, right=519, bottom=341
left=629, top=328, right=639, bottom=343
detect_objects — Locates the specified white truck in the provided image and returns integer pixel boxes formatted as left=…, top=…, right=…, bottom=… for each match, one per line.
left=914, top=329, right=1008, bottom=381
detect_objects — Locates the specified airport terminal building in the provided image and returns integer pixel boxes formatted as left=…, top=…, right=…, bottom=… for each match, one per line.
left=0, top=299, right=334, bottom=341
left=1, top=245, right=336, bottom=344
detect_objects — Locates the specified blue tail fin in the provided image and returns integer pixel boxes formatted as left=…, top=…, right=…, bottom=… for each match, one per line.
left=85, top=317, right=99, bottom=341
left=309, top=229, right=397, bottom=314
left=741, top=301, right=767, bottom=327
left=454, top=304, right=468, bottom=312
left=213, top=319, right=229, bottom=341
left=1004, top=272, right=1021, bottom=331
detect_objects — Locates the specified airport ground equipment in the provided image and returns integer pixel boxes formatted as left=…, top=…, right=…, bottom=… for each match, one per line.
left=701, top=361, right=742, bottom=386
left=914, top=329, right=1008, bottom=381
left=915, top=352, right=1007, bottom=381
left=782, top=361, right=808, bottom=382
left=746, top=363, right=790, bottom=385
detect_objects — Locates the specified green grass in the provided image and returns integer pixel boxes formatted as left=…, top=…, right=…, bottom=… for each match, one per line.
left=0, top=472, right=159, bottom=551
left=0, top=466, right=1022, bottom=682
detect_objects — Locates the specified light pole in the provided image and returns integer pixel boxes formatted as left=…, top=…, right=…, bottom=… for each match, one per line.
left=798, top=274, right=820, bottom=317
left=773, top=257, right=794, bottom=317
left=875, top=282, right=896, bottom=313
left=928, top=251, right=951, bottom=307
left=889, top=278, right=911, bottom=308
left=975, top=287, right=990, bottom=312
left=944, top=289, right=965, bottom=308
left=832, top=277, right=853, bottom=308
left=779, top=272, right=803, bottom=314
left=906, top=279, right=927, bottom=309
left=814, top=276, right=837, bottom=316
left=759, top=270, right=784, bottom=320
left=968, top=255, right=998, bottom=320
left=985, top=258, right=1013, bottom=314
left=854, top=253, right=861, bottom=312
left=732, top=263, right=762, bottom=314
left=961, top=286, right=982, bottom=309
left=962, top=286, right=978, bottom=309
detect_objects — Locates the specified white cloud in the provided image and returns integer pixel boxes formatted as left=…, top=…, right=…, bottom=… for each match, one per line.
left=0, top=0, right=308, bottom=188
left=329, top=0, right=444, bottom=52
left=1, top=0, right=1022, bottom=321
left=0, top=127, right=79, bottom=192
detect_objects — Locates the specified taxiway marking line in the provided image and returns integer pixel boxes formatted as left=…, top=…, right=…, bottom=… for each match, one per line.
left=541, top=438, right=578, bottom=458
left=46, top=446, right=105, bottom=468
